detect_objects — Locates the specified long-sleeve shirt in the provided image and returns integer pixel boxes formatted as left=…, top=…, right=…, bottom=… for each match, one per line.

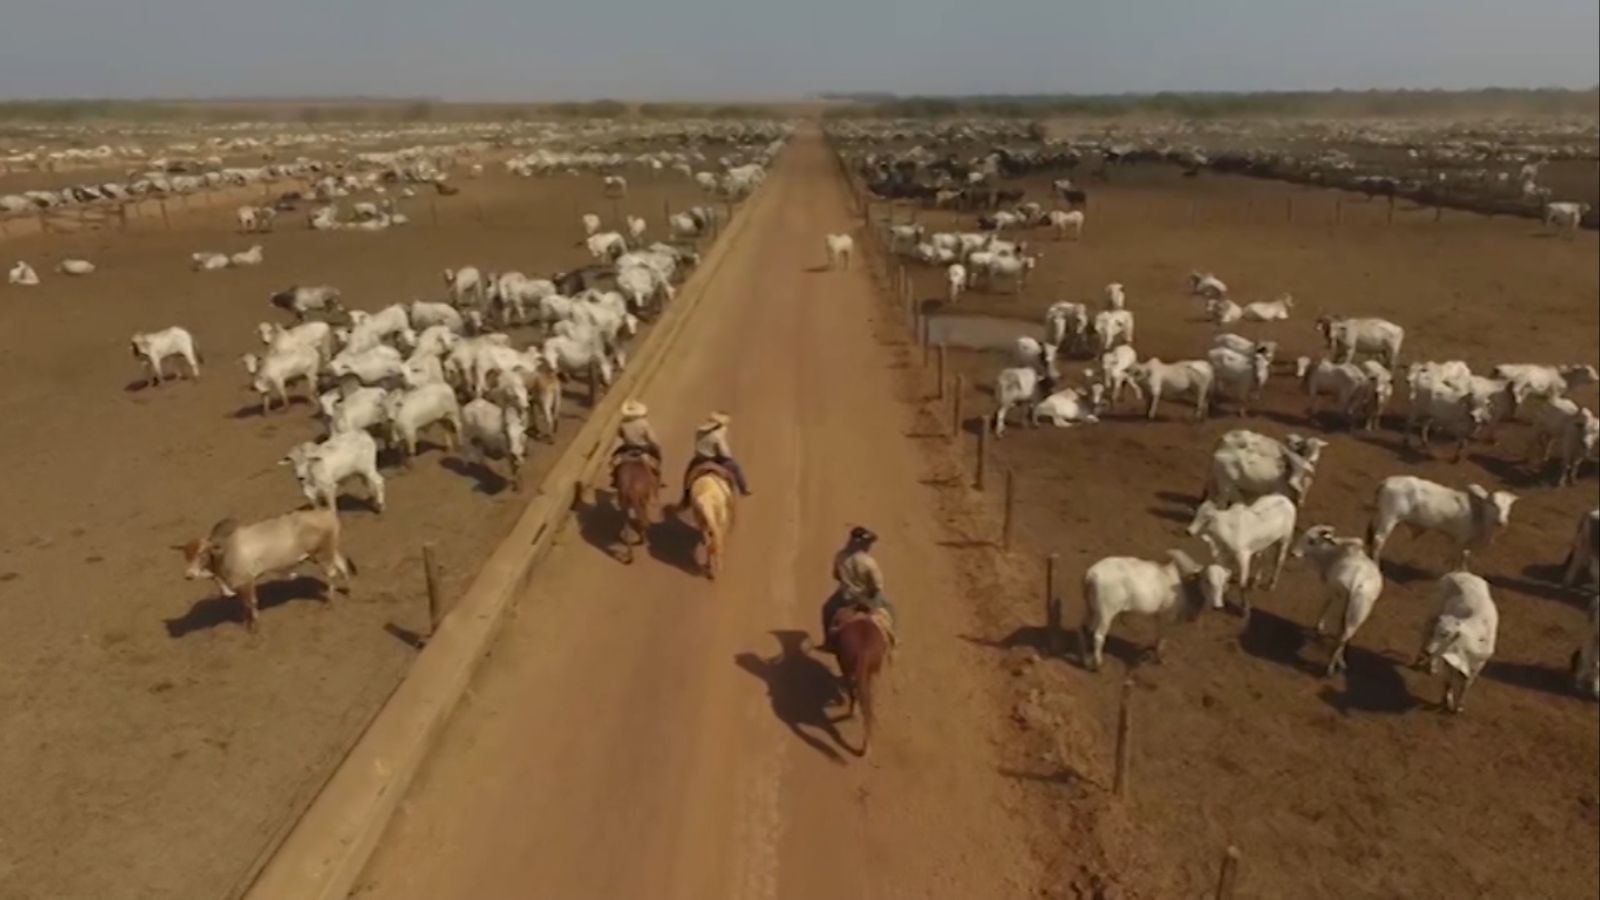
left=833, top=548, right=884, bottom=601
left=618, top=418, right=660, bottom=450
left=694, top=426, right=732, bottom=459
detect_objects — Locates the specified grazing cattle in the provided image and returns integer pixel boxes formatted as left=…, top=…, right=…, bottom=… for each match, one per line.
left=1414, top=572, right=1499, bottom=714
left=1298, top=356, right=1393, bottom=430
left=460, top=398, right=528, bottom=489
left=824, top=233, right=854, bottom=270
left=946, top=263, right=966, bottom=303
left=1207, top=298, right=1243, bottom=325
left=992, top=366, right=1044, bottom=436
left=443, top=267, right=484, bottom=306
left=1092, top=309, right=1135, bottom=353
left=1096, top=345, right=1143, bottom=406
left=1563, top=509, right=1600, bottom=590
left=383, top=383, right=463, bottom=464
left=1045, top=302, right=1091, bottom=357
left=1205, top=431, right=1327, bottom=507
left=1293, top=526, right=1386, bottom=676
left=1187, top=495, right=1299, bottom=619
left=1131, top=359, right=1213, bottom=420
left=1543, top=201, right=1590, bottom=236
left=1573, top=596, right=1600, bottom=700
left=57, top=258, right=95, bottom=276
left=1318, top=315, right=1404, bottom=367
left=130, top=326, right=201, bottom=384
left=282, top=430, right=386, bottom=512
left=174, top=509, right=355, bottom=631
left=1188, top=271, right=1228, bottom=300
left=270, top=284, right=342, bottom=320
left=1047, top=209, right=1085, bottom=240
left=1079, top=550, right=1229, bottom=671
left=242, top=345, right=320, bottom=414
left=1367, top=477, right=1517, bottom=571
left=1492, top=363, right=1600, bottom=407
left=1207, top=346, right=1271, bottom=416
left=1522, top=398, right=1599, bottom=485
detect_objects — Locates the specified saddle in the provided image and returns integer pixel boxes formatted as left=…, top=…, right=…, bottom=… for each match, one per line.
left=830, top=604, right=897, bottom=650
left=614, top=447, right=659, bottom=476
left=686, top=459, right=735, bottom=491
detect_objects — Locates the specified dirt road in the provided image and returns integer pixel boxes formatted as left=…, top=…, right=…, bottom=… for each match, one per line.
left=356, top=130, right=1039, bottom=899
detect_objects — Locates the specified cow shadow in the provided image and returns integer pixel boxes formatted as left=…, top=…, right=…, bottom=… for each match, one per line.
left=1316, top=644, right=1417, bottom=715
left=164, top=576, right=330, bottom=637
left=735, top=631, right=851, bottom=762
left=1146, top=505, right=1193, bottom=526
left=1488, top=570, right=1583, bottom=605
left=229, top=396, right=311, bottom=419
left=1483, top=656, right=1580, bottom=699
left=439, top=455, right=512, bottom=496
left=332, top=493, right=385, bottom=515
left=1467, top=453, right=1545, bottom=489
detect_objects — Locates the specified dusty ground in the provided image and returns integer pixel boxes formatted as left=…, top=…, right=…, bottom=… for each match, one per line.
left=0, top=164, right=711, bottom=900
left=893, top=160, right=1600, bottom=897
left=356, top=129, right=1044, bottom=900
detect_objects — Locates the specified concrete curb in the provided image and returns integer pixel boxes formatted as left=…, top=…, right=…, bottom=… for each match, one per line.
left=241, top=168, right=780, bottom=900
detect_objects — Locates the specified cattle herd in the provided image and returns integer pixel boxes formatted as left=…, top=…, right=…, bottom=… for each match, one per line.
left=827, top=118, right=1599, bottom=710
left=6, top=117, right=789, bottom=630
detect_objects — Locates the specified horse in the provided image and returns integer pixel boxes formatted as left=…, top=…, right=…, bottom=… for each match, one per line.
left=613, top=454, right=659, bottom=564
left=829, top=607, right=889, bottom=755
left=687, top=464, right=734, bottom=579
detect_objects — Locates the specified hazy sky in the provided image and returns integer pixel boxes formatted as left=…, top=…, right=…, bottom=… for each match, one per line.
left=2, top=0, right=1595, bottom=100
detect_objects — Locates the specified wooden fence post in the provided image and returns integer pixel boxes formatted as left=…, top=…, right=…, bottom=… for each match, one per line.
left=953, top=373, right=965, bottom=437
left=1001, top=468, right=1016, bottom=550
left=1386, top=195, right=1396, bottom=225
left=1114, top=677, right=1134, bottom=797
left=936, top=343, right=947, bottom=400
left=1215, top=846, right=1241, bottom=900
left=1045, top=553, right=1061, bottom=655
left=974, top=426, right=987, bottom=491
left=921, top=314, right=930, bottom=363
left=422, top=543, right=444, bottom=640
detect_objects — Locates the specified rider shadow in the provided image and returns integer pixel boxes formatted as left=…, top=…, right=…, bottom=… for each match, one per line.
left=646, top=514, right=703, bottom=576
left=575, top=488, right=629, bottom=562
left=735, top=630, right=851, bottom=764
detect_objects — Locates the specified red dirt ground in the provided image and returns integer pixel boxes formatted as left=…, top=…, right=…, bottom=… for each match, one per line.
left=0, top=165, right=711, bottom=900
left=892, top=161, right=1600, bottom=897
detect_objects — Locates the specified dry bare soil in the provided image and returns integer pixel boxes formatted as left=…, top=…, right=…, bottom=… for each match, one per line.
left=0, top=165, right=710, bottom=900
left=900, top=161, right=1600, bottom=898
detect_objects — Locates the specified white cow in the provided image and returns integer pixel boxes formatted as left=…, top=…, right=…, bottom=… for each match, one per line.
left=1367, top=477, right=1517, bottom=570
left=1131, top=359, right=1213, bottom=420
left=130, top=326, right=201, bottom=384
left=1414, top=572, right=1499, bottom=713
left=824, top=233, right=854, bottom=270
left=1187, top=495, right=1299, bottom=618
left=1079, top=550, right=1230, bottom=671
left=1293, top=525, right=1386, bottom=676
left=282, top=430, right=386, bottom=512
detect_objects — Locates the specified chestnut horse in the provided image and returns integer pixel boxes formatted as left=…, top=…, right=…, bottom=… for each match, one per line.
left=830, top=608, right=889, bottom=754
left=613, top=455, right=659, bottom=564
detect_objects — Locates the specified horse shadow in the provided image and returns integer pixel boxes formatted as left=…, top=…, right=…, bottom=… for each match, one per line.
left=164, top=575, right=330, bottom=637
left=575, top=488, right=629, bottom=562
left=735, top=630, right=852, bottom=762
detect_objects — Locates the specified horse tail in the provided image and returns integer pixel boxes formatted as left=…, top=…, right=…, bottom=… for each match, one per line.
left=856, top=655, right=877, bottom=749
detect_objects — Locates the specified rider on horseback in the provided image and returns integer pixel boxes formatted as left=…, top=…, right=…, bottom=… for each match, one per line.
left=677, top=411, right=752, bottom=508
left=611, top=399, right=662, bottom=490
left=820, top=526, right=895, bottom=653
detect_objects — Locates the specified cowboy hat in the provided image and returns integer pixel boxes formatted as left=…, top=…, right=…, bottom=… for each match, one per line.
left=849, top=526, right=878, bottom=545
left=621, top=399, right=647, bottom=419
left=697, top=411, right=731, bottom=432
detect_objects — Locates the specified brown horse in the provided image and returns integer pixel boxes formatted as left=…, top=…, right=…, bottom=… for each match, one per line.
left=613, top=455, right=659, bottom=564
left=830, top=608, right=889, bottom=755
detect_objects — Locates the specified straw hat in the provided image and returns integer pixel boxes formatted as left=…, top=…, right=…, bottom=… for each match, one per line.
left=697, top=411, right=731, bottom=432
left=621, top=399, right=648, bottom=419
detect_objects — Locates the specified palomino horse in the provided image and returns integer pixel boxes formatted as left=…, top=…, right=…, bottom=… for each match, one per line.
left=612, top=453, right=659, bottom=564
left=686, top=462, right=735, bottom=579
left=830, top=606, right=890, bottom=755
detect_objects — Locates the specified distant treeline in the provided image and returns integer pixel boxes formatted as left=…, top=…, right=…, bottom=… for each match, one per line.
left=0, top=99, right=786, bottom=125
left=819, top=88, right=1600, bottom=119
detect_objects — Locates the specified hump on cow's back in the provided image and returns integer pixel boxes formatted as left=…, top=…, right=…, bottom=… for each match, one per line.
left=208, top=518, right=239, bottom=541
